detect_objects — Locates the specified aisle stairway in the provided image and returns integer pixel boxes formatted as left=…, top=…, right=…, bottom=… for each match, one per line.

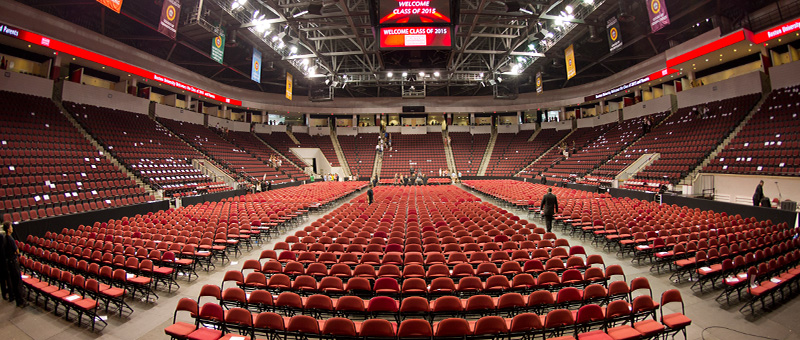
left=477, top=129, right=498, bottom=176
left=681, top=93, right=768, bottom=186
left=51, top=81, right=160, bottom=199
left=330, top=128, right=351, bottom=176
left=442, top=130, right=457, bottom=174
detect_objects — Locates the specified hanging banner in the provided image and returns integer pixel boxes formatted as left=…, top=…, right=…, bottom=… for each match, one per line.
left=535, top=72, right=543, bottom=93
left=96, top=0, right=122, bottom=13
left=647, top=0, right=670, bottom=33
left=158, top=0, right=181, bottom=39
left=211, top=32, right=225, bottom=64
left=285, top=72, right=293, bottom=101
left=607, top=16, right=623, bottom=52
left=564, top=44, right=576, bottom=80
left=251, top=48, right=262, bottom=83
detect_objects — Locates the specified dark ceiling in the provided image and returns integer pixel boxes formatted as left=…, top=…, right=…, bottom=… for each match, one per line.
left=12, top=0, right=796, bottom=99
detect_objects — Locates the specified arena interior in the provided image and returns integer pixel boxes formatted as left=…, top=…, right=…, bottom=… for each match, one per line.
left=0, top=1, right=800, bottom=340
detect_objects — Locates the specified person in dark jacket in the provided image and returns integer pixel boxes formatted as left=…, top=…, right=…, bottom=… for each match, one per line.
left=3, top=222, right=24, bottom=306
left=0, top=225, right=7, bottom=301
left=752, top=180, right=764, bottom=207
left=541, top=187, right=559, bottom=233
left=367, top=184, right=374, bottom=204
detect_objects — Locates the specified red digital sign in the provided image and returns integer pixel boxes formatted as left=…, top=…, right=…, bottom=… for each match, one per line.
left=0, top=23, right=242, bottom=106
left=379, top=26, right=451, bottom=49
left=379, top=0, right=451, bottom=24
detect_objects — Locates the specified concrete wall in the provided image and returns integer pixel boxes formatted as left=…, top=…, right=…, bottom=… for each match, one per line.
left=497, top=124, right=520, bottom=134
left=358, top=126, right=381, bottom=134
left=401, top=126, right=427, bottom=135
left=449, top=126, right=470, bottom=133
left=470, top=126, right=491, bottom=134
left=254, top=124, right=272, bottom=134
left=676, top=71, right=764, bottom=109
left=520, top=123, right=537, bottom=131
left=291, top=147, right=341, bottom=176
left=769, top=61, right=800, bottom=90
left=0, top=71, right=53, bottom=98
left=577, top=111, right=618, bottom=128
left=154, top=104, right=204, bottom=125
left=623, top=94, right=675, bottom=120
left=337, top=127, right=357, bottom=136
left=62, top=81, right=149, bottom=114
left=309, top=126, right=329, bottom=136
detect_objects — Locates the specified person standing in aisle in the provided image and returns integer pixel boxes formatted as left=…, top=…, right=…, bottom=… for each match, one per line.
left=0, top=224, right=8, bottom=301
left=752, top=180, right=764, bottom=207
left=3, top=222, right=24, bottom=307
left=541, top=187, right=559, bottom=233
left=367, top=184, right=374, bottom=204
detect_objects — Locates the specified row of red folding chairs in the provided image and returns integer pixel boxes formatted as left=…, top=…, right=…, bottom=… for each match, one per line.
left=166, top=290, right=691, bottom=340
left=661, top=227, right=794, bottom=282
left=602, top=223, right=773, bottom=259
left=253, top=256, right=603, bottom=283
left=33, top=235, right=209, bottom=279
left=627, top=229, right=780, bottom=266
left=737, top=248, right=800, bottom=315
left=21, top=243, right=162, bottom=301
left=603, top=222, right=779, bottom=258
left=689, top=238, right=800, bottom=294
left=24, top=240, right=184, bottom=290
left=277, top=234, right=558, bottom=252
left=19, top=256, right=109, bottom=332
left=199, top=277, right=652, bottom=319
left=269, top=247, right=588, bottom=268
left=222, top=267, right=621, bottom=298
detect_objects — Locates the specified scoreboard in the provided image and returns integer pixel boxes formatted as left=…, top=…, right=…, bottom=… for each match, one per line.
left=377, top=0, right=454, bottom=50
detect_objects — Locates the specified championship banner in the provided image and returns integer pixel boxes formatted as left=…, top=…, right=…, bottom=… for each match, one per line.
left=158, top=0, right=181, bottom=39
left=607, top=16, right=623, bottom=52
left=285, top=72, right=293, bottom=101
left=251, top=48, right=262, bottom=83
left=211, top=32, right=225, bottom=64
left=647, top=0, right=670, bottom=33
left=565, top=44, right=576, bottom=80
left=96, top=0, right=122, bottom=13
left=536, top=72, right=543, bottom=93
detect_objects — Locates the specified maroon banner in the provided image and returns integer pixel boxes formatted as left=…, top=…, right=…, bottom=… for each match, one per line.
left=646, top=0, right=670, bottom=33
left=69, top=68, right=83, bottom=83
left=138, top=86, right=151, bottom=99
left=158, top=0, right=181, bottom=39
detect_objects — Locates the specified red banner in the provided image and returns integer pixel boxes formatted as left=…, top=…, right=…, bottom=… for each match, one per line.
left=646, top=0, right=670, bottom=33
left=157, top=0, right=181, bottom=39
left=96, top=0, right=122, bottom=13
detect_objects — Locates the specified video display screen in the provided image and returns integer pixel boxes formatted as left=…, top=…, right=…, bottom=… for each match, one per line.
left=379, top=0, right=451, bottom=24
left=379, top=26, right=452, bottom=49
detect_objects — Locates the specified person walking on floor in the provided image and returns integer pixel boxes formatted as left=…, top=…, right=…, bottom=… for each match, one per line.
left=753, top=180, right=764, bottom=207
left=541, top=187, right=559, bottom=234
left=367, top=184, right=374, bottom=204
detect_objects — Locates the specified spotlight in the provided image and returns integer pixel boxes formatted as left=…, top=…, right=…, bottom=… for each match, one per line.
left=419, top=71, right=425, bottom=77
left=433, top=71, right=440, bottom=77
left=402, top=72, right=408, bottom=77
left=387, top=72, right=393, bottom=78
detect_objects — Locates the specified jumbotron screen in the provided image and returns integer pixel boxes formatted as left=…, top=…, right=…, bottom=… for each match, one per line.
left=379, top=26, right=451, bottom=49
left=379, top=0, right=451, bottom=24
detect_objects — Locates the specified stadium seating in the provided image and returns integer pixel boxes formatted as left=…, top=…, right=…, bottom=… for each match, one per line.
left=65, top=102, right=227, bottom=198
left=485, top=129, right=568, bottom=177
left=520, top=124, right=615, bottom=180
left=338, top=133, right=379, bottom=178
left=592, top=94, right=760, bottom=190
left=545, top=112, right=669, bottom=181
left=0, top=94, right=152, bottom=222
left=449, top=132, right=489, bottom=176
left=158, top=118, right=292, bottom=184
left=705, top=86, right=800, bottom=176
left=381, top=133, right=447, bottom=178
left=223, top=130, right=307, bottom=181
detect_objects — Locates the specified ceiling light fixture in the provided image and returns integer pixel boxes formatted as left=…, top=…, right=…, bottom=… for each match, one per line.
left=520, top=8, right=533, bottom=15
left=387, top=72, right=393, bottom=78
left=293, top=10, right=308, bottom=17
